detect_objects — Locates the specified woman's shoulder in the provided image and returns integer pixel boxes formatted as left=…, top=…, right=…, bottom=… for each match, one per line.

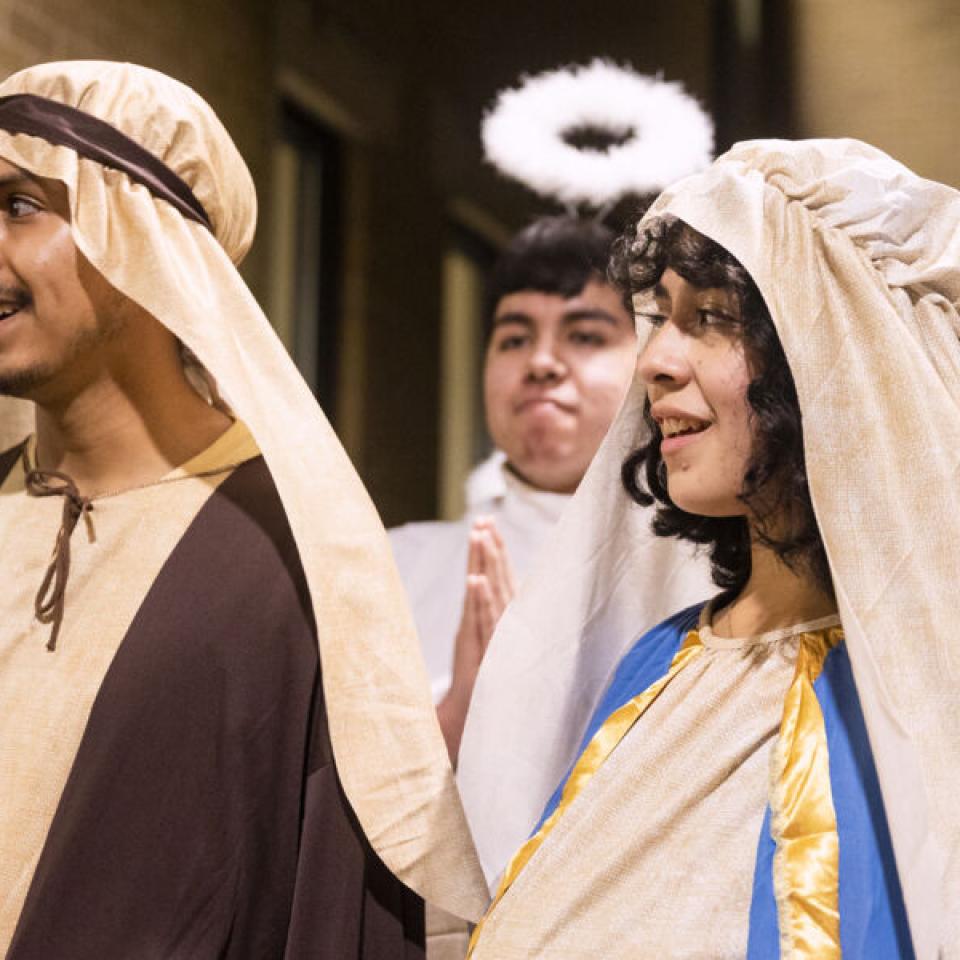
left=593, top=601, right=711, bottom=728
left=618, top=601, right=708, bottom=672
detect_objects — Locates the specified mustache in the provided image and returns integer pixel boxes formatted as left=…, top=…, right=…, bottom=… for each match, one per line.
left=0, top=286, right=31, bottom=310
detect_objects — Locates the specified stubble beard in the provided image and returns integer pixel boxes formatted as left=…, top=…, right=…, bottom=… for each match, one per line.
left=0, top=312, right=127, bottom=403
left=0, top=361, right=59, bottom=399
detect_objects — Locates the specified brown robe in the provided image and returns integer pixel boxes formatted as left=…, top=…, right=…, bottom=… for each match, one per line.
left=1, top=446, right=424, bottom=959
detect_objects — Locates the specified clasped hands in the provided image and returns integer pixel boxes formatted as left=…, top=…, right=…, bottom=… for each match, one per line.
left=437, top=516, right=515, bottom=761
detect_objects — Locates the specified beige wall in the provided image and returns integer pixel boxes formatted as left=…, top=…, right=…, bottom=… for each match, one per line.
left=792, top=0, right=960, bottom=186
left=275, top=2, right=444, bottom=523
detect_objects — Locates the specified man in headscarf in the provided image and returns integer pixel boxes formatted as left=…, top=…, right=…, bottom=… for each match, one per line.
left=459, top=139, right=960, bottom=958
left=0, top=61, right=486, bottom=958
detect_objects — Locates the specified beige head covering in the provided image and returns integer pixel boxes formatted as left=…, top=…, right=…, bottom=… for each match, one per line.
left=458, top=138, right=960, bottom=957
left=0, top=60, right=487, bottom=920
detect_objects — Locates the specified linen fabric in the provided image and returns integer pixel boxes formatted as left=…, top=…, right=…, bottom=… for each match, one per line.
left=458, top=138, right=960, bottom=957
left=0, top=421, right=255, bottom=949
left=457, top=379, right=714, bottom=889
left=390, top=454, right=572, bottom=959
left=0, top=60, right=486, bottom=920
left=0, top=92, right=213, bottom=228
left=0, top=432, right=424, bottom=958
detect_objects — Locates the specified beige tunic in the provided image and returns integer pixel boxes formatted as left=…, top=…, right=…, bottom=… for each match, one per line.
left=0, top=422, right=258, bottom=951
left=471, top=613, right=840, bottom=959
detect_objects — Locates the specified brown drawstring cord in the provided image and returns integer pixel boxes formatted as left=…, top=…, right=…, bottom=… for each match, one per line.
left=19, top=439, right=244, bottom=651
left=23, top=462, right=93, bottom=652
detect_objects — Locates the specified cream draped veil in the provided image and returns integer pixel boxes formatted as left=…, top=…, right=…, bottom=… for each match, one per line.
left=458, top=138, right=960, bottom=958
left=0, top=60, right=488, bottom=920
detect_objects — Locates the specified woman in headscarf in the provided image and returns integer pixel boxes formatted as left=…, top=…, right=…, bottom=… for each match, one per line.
left=459, top=138, right=960, bottom=959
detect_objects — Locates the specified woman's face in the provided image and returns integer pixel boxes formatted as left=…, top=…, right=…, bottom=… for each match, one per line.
left=636, top=268, right=755, bottom=517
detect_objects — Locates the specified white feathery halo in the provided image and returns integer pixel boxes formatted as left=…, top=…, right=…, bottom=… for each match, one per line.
left=482, top=60, right=714, bottom=208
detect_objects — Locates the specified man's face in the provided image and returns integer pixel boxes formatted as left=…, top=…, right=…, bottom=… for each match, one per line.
left=484, top=279, right=637, bottom=493
left=0, top=158, right=128, bottom=404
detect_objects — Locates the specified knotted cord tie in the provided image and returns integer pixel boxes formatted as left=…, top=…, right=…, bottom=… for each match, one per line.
left=23, top=459, right=93, bottom=652
left=18, top=444, right=245, bottom=651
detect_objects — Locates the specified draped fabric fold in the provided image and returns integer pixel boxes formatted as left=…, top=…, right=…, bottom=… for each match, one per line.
left=0, top=93, right=213, bottom=229
left=470, top=620, right=851, bottom=957
left=467, top=630, right=704, bottom=955
left=651, top=140, right=960, bottom=957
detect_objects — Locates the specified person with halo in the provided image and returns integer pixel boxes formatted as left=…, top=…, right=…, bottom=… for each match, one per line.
left=460, top=138, right=960, bottom=957
left=391, top=61, right=716, bottom=762
left=392, top=60, right=717, bottom=960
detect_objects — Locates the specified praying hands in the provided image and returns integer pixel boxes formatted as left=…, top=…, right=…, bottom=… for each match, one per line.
left=437, top=516, right=516, bottom=761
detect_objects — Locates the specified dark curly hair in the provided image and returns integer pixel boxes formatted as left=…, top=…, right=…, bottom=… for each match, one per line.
left=610, top=217, right=832, bottom=596
left=484, top=216, right=616, bottom=331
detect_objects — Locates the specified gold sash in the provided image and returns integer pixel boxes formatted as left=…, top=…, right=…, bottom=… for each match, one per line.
left=772, top=626, right=844, bottom=958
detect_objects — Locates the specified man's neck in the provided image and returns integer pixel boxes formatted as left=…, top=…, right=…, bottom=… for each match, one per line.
left=503, top=460, right=579, bottom=496
left=711, top=538, right=835, bottom=639
left=33, top=373, right=232, bottom=497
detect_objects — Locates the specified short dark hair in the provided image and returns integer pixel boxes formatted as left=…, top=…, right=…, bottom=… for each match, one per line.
left=485, top=216, right=616, bottom=325
left=610, top=217, right=832, bottom=597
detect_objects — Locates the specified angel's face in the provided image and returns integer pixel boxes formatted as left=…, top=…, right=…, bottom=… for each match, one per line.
left=484, top=279, right=636, bottom=494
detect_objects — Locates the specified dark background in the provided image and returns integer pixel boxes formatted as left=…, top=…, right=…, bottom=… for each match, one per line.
left=1, top=0, right=955, bottom=523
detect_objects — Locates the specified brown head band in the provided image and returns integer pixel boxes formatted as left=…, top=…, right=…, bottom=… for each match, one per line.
left=0, top=93, right=213, bottom=231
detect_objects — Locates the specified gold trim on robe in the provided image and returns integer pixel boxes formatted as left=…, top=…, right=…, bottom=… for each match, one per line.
left=772, top=625, right=843, bottom=958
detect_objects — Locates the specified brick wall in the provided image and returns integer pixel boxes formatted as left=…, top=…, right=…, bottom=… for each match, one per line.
left=0, top=0, right=274, bottom=296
